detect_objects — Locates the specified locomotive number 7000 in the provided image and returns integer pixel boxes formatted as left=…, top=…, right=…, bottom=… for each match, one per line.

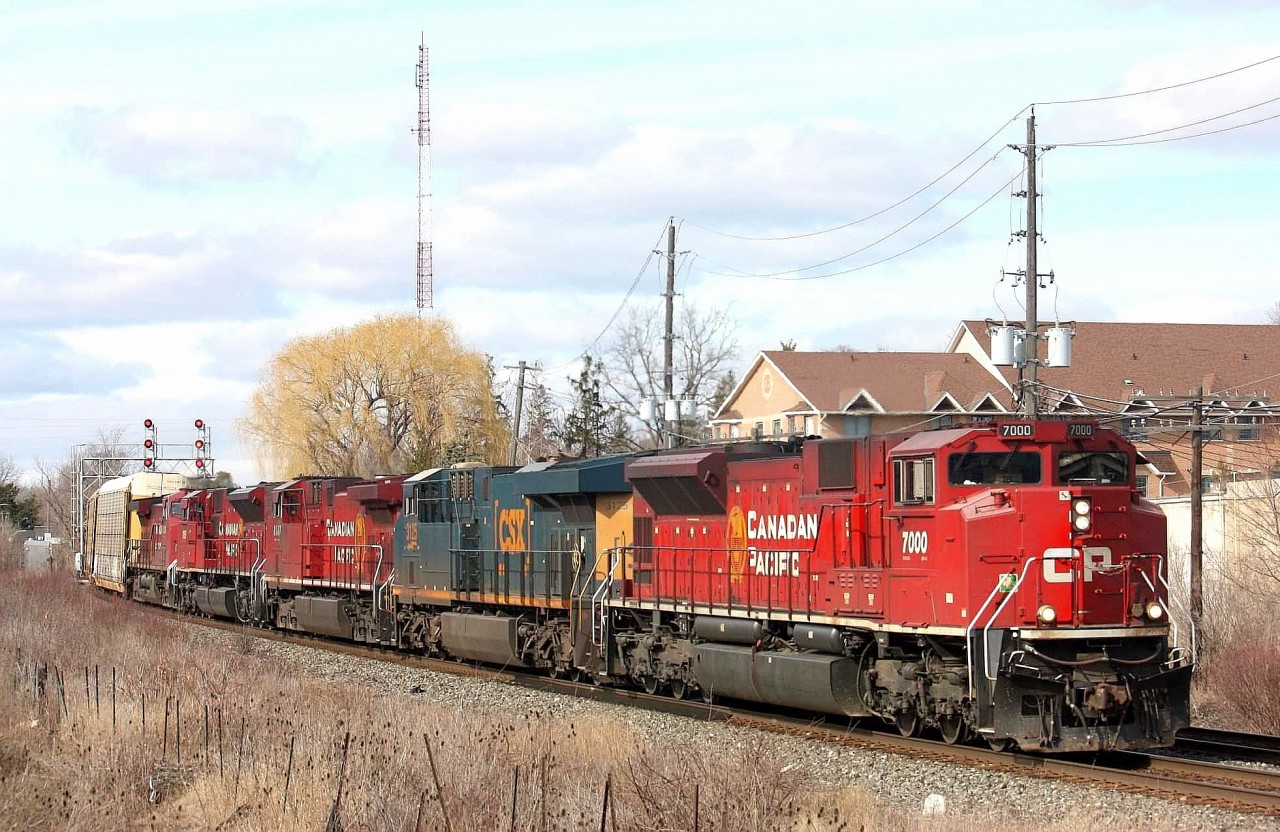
left=1000, top=423, right=1034, bottom=438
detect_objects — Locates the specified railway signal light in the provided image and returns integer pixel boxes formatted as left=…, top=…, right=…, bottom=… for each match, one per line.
left=194, top=417, right=210, bottom=474
left=143, top=418, right=157, bottom=469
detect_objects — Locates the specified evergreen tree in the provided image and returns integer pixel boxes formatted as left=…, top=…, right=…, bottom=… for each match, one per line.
left=558, top=357, right=628, bottom=458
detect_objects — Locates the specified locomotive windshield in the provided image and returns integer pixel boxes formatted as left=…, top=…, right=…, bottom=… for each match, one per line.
left=947, top=451, right=1042, bottom=486
left=1057, top=451, right=1130, bottom=485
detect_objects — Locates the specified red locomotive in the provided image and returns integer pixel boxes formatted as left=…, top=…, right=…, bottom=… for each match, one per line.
left=614, top=419, right=1191, bottom=751
left=88, top=417, right=1191, bottom=753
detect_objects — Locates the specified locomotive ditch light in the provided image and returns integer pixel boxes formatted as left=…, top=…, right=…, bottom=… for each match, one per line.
left=1145, top=601, right=1165, bottom=621
left=1071, top=497, right=1092, bottom=534
left=1037, top=604, right=1058, bottom=624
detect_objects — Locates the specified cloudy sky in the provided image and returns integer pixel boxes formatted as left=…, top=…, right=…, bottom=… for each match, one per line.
left=4, top=1, right=1280, bottom=483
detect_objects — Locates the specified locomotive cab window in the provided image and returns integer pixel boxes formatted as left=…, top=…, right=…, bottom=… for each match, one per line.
left=893, top=457, right=935, bottom=505
left=948, top=451, right=1042, bottom=486
left=1057, top=451, right=1130, bottom=485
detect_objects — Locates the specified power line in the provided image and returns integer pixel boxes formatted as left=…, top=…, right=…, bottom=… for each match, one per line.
left=682, top=108, right=1028, bottom=241
left=697, top=167, right=1022, bottom=282
left=543, top=220, right=670, bottom=374
left=1054, top=92, right=1280, bottom=147
left=700, top=150, right=1010, bottom=278
left=1036, top=52, right=1280, bottom=106
left=1055, top=108, right=1280, bottom=148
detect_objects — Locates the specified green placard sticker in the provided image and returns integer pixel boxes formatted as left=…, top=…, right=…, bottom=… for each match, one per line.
left=998, top=572, right=1018, bottom=592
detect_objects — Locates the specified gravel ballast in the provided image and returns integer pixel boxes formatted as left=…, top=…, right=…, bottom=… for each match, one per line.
left=186, top=624, right=1280, bottom=831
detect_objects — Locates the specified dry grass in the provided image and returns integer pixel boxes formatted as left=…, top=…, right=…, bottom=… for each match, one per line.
left=0, top=571, right=1198, bottom=831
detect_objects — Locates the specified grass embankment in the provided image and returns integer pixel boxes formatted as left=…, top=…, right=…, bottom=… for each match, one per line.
left=0, top=571, right=1254, bottom=831
left=0, top=572, right=916, bottom=831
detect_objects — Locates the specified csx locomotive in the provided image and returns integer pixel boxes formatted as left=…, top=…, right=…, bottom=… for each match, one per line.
left=85, top=418, right=1192, bottom=752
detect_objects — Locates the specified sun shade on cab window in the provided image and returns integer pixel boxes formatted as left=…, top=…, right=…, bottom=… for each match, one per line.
left=947, top=452, right=1042, bottom=486
left=1058, top=451, right=1130, bottom=485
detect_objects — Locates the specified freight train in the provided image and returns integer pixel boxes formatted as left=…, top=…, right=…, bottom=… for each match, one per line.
left=84, top=418, right=1192, bottom=753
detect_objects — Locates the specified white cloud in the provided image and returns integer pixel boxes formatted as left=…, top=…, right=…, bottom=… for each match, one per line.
left=68, top=106, right=313, bottom=186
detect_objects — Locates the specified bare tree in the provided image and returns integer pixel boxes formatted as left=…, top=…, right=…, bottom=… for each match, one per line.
left=1268, top=301, right=1280, bottom=325
left=34, top=428, right=133, bottom=556
left=601, top=302, right=739, bottom=448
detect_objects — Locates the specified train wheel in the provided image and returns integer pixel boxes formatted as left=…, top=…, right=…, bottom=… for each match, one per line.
left=895, top=710, right=922, bottom=738
left=642, top=676, right=663, bottom=696
left=939, top=714, right=969, bottom=745
left=669, top=680, right=690, bottom=700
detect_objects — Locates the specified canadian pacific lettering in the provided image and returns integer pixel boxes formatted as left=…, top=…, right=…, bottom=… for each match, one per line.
left=744, top=509, right=817, bottom=578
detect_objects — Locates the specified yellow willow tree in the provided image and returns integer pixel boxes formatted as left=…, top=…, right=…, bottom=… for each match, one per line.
left=241, top=314, right=510, bottom=478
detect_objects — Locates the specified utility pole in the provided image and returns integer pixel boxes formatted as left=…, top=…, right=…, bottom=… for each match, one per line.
left=1190, top=386, right=1204, bottom=633
left=1022, top=109, right=1039, bottom=418
left=662, top=217, right=677, bottom=448
left=508, top=360, right=528, bottom=466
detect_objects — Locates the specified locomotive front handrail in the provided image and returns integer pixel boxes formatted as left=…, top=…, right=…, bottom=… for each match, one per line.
left=591, top=548, right=623, bottom=648
left=967, top=556, right=1041, bottom=700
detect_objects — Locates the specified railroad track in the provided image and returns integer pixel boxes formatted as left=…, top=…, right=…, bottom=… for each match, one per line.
left=152, top=602, right=1280, bottom=816
left=1173, top=726, right=1280, bottom=766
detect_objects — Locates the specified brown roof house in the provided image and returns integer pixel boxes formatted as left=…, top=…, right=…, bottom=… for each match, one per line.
left=710, top=350, right=1010, bottom=441
left=947, top=320, right=1280, bottom=497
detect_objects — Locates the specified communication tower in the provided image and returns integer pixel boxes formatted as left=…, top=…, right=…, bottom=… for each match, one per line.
left=414, top=34, right=434, bottom=313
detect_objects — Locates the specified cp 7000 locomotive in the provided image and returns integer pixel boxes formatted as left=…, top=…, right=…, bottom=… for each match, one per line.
left=85, top=418, right=1192, bottom=753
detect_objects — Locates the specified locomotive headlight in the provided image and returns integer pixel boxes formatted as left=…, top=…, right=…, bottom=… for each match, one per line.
left=1037, top=604, right=1058, bottom=624
left=1071, top=497, right=1092, bottom=534
left=1145, top=601, right=1165, bottom=621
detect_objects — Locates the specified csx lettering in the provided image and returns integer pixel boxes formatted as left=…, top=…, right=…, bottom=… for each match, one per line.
left=901, top=530, right=929, bottom=554
left=499, top=508, right=527, bottom=552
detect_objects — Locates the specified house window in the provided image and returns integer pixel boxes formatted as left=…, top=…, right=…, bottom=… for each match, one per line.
left=730, top=423, right=740, bottom=439
left=753, top=421, right=764, bottom=439
left=786, top=415, right=796, bottom=435
left=1135, top=475, right=1148, bottom=497
left=712, top=425, right=722, bottom=440
left=929, top=414, right=954, bottom=430
left=771, top=419, right=781, bottom=437
left=892, top=457, right=935, bottom=505
left=1236, top=415, right=1259, bottom=441
left=804, top=415, right=816, bottom=435
left=844, top=415, right=870, bottom=438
